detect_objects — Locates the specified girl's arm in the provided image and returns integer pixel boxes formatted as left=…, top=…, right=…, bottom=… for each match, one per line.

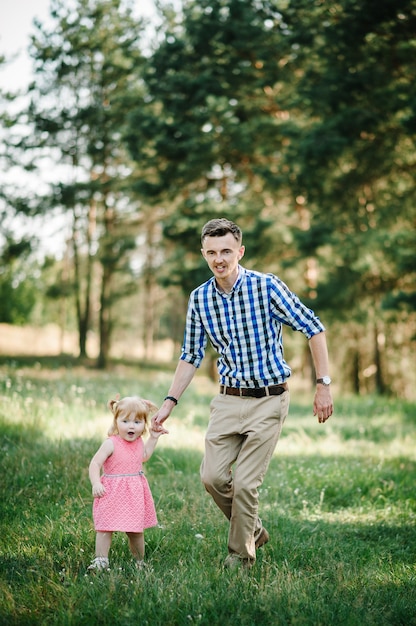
left=89, top=438, right=114, bottom=497
left=143, top=427, right=168, bottom=462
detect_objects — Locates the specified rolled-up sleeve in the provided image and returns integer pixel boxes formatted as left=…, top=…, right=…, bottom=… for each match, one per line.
left=180, top=293, right=207, bottom=368
left=269, top=276, right=325, bottom=339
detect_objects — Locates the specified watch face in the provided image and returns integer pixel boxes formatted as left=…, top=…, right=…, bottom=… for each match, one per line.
left=322, top=376, right=331, bottom=385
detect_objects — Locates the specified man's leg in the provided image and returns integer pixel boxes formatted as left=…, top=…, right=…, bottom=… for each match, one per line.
left=228, top=392, right=289, bottom=561
left=200, top=395, right=243, bottom=520
left=201, top=391, right=289, bottom=562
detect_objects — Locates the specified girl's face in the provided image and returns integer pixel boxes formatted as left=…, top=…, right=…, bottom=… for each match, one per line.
left=116, top=410, right=146, bottom=441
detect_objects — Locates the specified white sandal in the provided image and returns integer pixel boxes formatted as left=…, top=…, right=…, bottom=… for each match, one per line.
left=87, top=557, right=110, bottom=571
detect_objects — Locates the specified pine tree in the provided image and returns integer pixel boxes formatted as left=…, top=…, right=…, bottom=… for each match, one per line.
left=26, top=0, right=147, bottom=365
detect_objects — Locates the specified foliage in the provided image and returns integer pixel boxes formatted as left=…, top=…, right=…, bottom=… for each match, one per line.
left=0, top=238, right=38, bottom=324
left=0, top=0, right=414, bottom=393
left=124, top=0, right=415, bottom=394
left=125, top=0, right=297, bottom=290
left=0, top=361, right=415, bottom=625
left=20, top=0, right=149, bottom=364
left=281, top=0, right=416, bottom=312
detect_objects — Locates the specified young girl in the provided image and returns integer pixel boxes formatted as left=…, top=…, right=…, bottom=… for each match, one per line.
left=88, top=395, right=168, bottom=571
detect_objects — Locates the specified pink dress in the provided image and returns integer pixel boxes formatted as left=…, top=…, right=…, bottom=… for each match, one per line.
left=93, top=435, right=158, bottom=533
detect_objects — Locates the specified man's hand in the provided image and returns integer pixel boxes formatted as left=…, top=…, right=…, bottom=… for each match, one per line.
left=149, top=425, right=169, bottom=438
left=313, top=385, right=334, bottom=423
left=152, top=361, right=197, bottom=432
left=151, top=404, right=172, bottom=431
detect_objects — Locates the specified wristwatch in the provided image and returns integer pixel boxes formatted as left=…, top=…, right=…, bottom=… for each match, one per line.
left=316, top=376, right=332, bottom=386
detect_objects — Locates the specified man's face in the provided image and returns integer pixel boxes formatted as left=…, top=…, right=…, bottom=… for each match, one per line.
left=201, top=233, right=245, bottom=283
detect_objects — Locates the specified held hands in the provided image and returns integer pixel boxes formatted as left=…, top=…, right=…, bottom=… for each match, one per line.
left=92, top=482, right=106, bottom=498
left=149, top=424, right=169, bottom=438
left=151, top=404, right=172, bottom=432
left=313, top=385, right=334, bottom=424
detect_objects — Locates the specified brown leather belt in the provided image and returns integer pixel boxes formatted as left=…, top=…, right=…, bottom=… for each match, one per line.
left=219, top=383, right=288, bottom=398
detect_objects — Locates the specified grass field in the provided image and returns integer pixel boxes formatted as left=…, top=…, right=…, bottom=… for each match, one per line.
left=0, top=357, right=415, bottom=625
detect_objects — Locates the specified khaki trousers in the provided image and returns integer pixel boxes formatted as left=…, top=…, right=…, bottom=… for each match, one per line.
left=200, top=390, right=290, bottom=562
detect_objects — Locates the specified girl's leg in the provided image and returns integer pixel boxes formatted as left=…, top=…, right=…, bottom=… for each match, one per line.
left=88, top=531, right=112, bottom=571
left=126, top=532, right=145, bottom=562
left=95, top=531, right=112, bottom=558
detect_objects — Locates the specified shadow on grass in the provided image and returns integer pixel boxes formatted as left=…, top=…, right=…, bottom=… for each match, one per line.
left=0, top=353, right=178, bottom=373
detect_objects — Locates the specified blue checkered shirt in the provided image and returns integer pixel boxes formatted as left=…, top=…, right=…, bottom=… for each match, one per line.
left=180, top=266, right=325, bottom=388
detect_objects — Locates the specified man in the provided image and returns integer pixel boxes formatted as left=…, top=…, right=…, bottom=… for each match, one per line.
left=153, top=218, right=333, bottom=569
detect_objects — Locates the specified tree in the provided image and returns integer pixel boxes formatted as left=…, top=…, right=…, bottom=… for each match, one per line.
left=125, top=0, right=299, bottom=294
left=126, top=0, right=415, bottom=394
left=0, top=237, right=38, bottom=325
left=25, top=0, right=147, bottom=366
left=0, top=54, right=41, bottom=327
left=279, top=0, right=416, bottom=392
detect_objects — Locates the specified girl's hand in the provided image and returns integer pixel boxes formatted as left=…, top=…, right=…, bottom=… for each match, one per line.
left=149, top=426, right=169, bottom=438
left=92, top=482, right=106, bottom=498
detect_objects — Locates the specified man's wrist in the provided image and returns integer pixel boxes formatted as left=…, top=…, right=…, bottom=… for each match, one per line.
left=316, top=376, right=332, bottom=386
left=164, top=395, right=178, bottom=405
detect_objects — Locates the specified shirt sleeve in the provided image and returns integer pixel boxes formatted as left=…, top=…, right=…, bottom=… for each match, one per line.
left=180, top=291, right=207, bottom=368
left=268, top=275, right=325, bottom=339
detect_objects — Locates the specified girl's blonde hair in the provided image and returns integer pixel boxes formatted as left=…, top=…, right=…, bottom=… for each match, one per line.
left=107, top=395, right=158, bottom=436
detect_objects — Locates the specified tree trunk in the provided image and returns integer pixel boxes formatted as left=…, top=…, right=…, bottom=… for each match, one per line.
left=141, top=211, right=162, bottom=359
left=97, top=192, right=114, bottom=370
left=72, top=200, right=95, bottom=359
left=97, top=263, right=111, bottom=369
left=374, top=321, right=386, bottom=395
left=352, top=347, right=360, bottom=395
left=72, top=210, right=87, bottom=357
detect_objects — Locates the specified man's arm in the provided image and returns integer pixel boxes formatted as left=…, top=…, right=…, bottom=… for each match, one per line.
left=152, top=360, right=197, bottom=427
left=308, top=332, right=334, bottom=423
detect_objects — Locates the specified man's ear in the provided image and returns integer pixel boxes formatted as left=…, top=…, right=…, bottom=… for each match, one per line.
left=238, top=245, right=245, bottom=260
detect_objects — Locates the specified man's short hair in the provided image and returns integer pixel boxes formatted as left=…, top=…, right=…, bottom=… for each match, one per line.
left=201, top=218, right=242, bottom=245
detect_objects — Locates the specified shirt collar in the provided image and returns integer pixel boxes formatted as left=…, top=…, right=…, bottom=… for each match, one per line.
left=212, top=265, right=245, bottom=296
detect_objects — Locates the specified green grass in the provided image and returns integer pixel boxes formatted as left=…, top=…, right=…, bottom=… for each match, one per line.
left=0, top=359, right=415, bottom=625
